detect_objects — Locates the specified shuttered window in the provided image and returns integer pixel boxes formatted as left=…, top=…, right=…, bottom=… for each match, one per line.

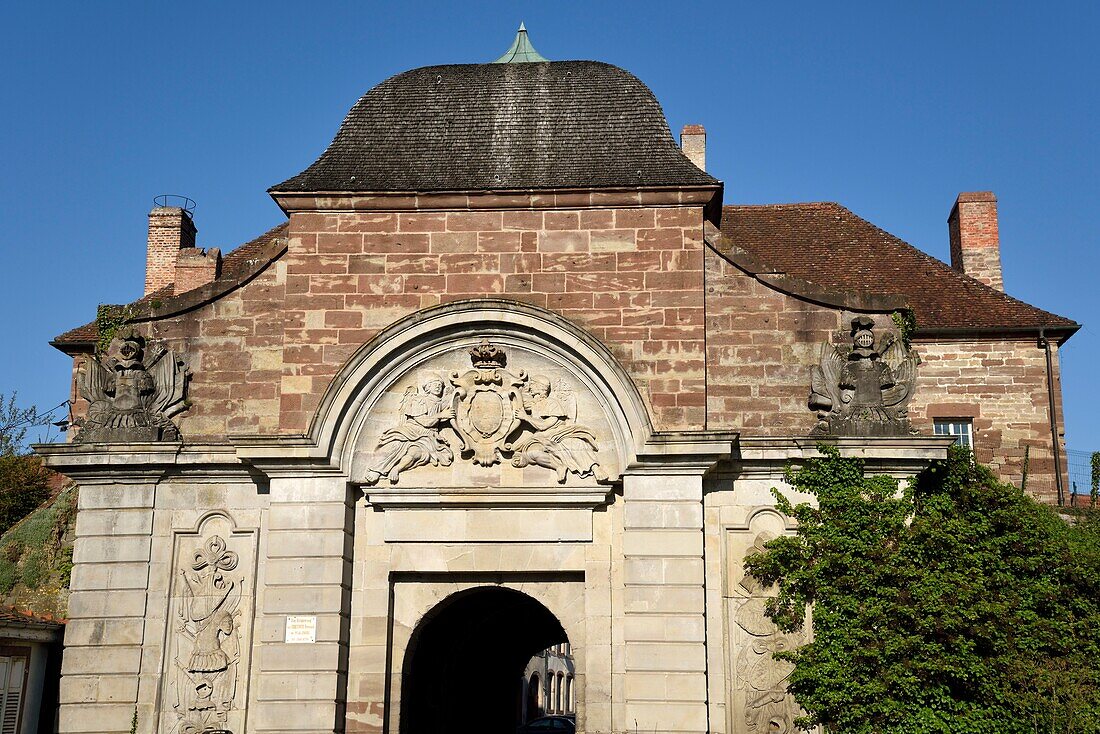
left=0, top=654, right=27, bottom=734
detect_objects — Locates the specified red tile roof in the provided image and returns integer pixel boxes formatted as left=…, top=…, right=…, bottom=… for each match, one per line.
left=716, top=203, right=1077, bottom=335
left=0, top=605, right=64, bottom=629
left=53, top=223, right=288, bottom=348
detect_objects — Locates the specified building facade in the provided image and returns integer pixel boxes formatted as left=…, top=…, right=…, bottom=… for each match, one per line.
left=39, top=29, right=1076, bottom=734
left=521, top=643, right=576, bottom=723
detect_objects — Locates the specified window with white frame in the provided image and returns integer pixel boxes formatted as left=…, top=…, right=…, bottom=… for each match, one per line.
left=934, top=419, right=973, bottom=448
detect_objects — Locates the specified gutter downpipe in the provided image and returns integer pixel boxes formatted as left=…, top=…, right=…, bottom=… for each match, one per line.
left=1039, top=328, right=1066, bottom=506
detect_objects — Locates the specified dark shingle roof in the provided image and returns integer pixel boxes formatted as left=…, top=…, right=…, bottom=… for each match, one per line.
left=53, top=223, right=288, bottom=348
left=717, top=203, right=1077, bottom=334
left=272, top=61, right=718, bottom=193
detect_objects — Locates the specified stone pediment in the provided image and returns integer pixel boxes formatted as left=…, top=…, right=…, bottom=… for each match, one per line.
left=349, top=337, right=623, bottom=502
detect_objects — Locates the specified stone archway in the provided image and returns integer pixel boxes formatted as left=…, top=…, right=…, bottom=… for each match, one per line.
left=399, top=586, right=568, bottom=734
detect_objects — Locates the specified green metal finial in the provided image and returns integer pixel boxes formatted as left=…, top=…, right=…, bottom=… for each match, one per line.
left=492, top=22, right=549, bottom=63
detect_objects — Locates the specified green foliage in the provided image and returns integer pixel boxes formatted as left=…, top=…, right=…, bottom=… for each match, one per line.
left=1091, top=451, right=1100, bottom=508
left=95, top=303, right=136, bottom=355
left=57, top=544, right=74, bottom=590
left=129, top=707, right=138, bottom=734
left=0, top=453, right=51, bottom=536
left=0, top=487, right=77, bottom=597
left=0, top=561, right=14, bottom=596
left=0, top=392, right=47, bottom=456
left=1, top=542, right=21, bottom=564
left=891, top=308, right=917, bottom=348
left=20, top=550, right=45, bottom=589
left=744, top=445, right=1100, bottom=733
left=3, top=493, right=58, bottom=549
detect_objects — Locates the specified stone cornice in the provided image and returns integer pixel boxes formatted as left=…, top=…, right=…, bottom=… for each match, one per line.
left=34, top=441, right=181, bottom=482
left=270, top=186, right=719, bottom=214
left=229, top=434, right=343, bottom=478
left=626, top=431, right=739, bottom=475
left=33, top=442, right=263, bottom=482
left=725, top=435, right=956, bottom=479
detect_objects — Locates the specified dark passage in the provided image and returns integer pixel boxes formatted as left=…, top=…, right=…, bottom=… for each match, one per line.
left=400, top=586, right=567, bottom=734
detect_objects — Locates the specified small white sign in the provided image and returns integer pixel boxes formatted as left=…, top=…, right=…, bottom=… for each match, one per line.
left=285, top=615, right=317, bottom=644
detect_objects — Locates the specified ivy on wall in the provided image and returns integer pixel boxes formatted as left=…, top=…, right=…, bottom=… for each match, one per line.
left=891, top=308, right=917, bottom=348
left=95, top=304, right=138, bottom=355
left=745, top=445, right=1100, bottom=733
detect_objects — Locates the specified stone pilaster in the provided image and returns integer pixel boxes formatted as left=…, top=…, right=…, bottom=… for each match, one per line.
left=616, top=433, right=734, bottom=734
left=60, top=475, right=158, bottom=733
left=250, top=473, right=354, bottom=733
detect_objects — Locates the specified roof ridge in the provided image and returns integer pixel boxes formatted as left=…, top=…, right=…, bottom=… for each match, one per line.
left=724, top=202, right=839, bottom=210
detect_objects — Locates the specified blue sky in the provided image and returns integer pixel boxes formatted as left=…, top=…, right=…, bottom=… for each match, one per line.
left=1, top=1, right=1097, bottom=451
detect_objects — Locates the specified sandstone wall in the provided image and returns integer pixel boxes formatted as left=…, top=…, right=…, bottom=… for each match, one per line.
left=908, top=338, right=1066, bottom=503
left=704, top=246, right=1067, bottom=499
left=278, top=206, right=708, bottom=433
left=67, top=208, right=1067, bottom=501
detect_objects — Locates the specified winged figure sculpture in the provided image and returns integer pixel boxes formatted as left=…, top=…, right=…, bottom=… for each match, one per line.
left=76, top=329, right=189, bottom=443
left=809, top=316, right=919, bottom=436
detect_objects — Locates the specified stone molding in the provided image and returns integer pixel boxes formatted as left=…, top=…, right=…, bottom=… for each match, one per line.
left=270, top=186, right=718, bottom=214
left=33, top=436, right=953, bottom=483
left=627, top=430, right=739, bottom=476
left=724, top=435, right=955, bottom=479
left=241, top=300, right=656, bottom=479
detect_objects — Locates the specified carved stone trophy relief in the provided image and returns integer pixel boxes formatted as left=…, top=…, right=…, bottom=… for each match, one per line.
left=732, top=532, right=808, bottom=734
left=362, top=340, right=607, bottom=485
left=808, top=316, right=919, bottom=436
left=76, top=328, right=189, bottom=443
left=169, top=532, right=245, bottom=734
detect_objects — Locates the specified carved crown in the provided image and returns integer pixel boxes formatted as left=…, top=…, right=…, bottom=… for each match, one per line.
left=469, top=339, right=507, bottom=369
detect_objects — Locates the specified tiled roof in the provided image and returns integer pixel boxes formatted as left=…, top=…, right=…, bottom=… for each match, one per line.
left=716, top=203, right=1077, bottom=334
left=0, top=605, right=64, bottom=629
left=52, top=223, right=288, bottom=348
left=272, top=61, right=719, bottom=193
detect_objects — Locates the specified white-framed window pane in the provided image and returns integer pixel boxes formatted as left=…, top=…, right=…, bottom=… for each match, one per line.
left=934, top=419, right=973, bottom=448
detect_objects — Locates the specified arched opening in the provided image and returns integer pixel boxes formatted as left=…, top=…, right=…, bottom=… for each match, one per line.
left=526, top=673, right=541, bottom=722
left=400, top=586, right=568, bottom=734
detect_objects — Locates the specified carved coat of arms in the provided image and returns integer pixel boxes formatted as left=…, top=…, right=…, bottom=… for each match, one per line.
left=363, top=341, right=606, bottom=485
left=76, top=329, right=189, bottom=442
left=808, top=316, right=918, bottom=436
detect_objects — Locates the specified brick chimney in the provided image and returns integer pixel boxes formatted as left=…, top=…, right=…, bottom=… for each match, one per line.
left=948, top=191, right=1003, bottom=291
left=680, top=124, right=706, bottom=172
left=174, top=247, right=222, bottom=293
left=144, top=201, right=222, bottom=296
left=145, top=205, right=197, bottom=295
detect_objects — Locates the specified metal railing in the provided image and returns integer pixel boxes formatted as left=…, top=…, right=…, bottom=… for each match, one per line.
left=1066, top=449, right=1098, bottom=506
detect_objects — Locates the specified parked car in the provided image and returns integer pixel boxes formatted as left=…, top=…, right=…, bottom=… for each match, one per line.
left=517, top=715, right=576, bottom=733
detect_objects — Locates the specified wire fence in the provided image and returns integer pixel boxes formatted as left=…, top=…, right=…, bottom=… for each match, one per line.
left=1066, top=449, right=1099, bottom=507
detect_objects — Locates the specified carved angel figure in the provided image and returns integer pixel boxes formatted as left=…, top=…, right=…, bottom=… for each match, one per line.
left=77, top=329, right=188, bottom=443
left=174, top=535, right=241, bottom=733
left=509, top=375, right=606, bottom=483
left=808, top=316, right=918, bottom=436
left=363, top=379, right=456, bottom=485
